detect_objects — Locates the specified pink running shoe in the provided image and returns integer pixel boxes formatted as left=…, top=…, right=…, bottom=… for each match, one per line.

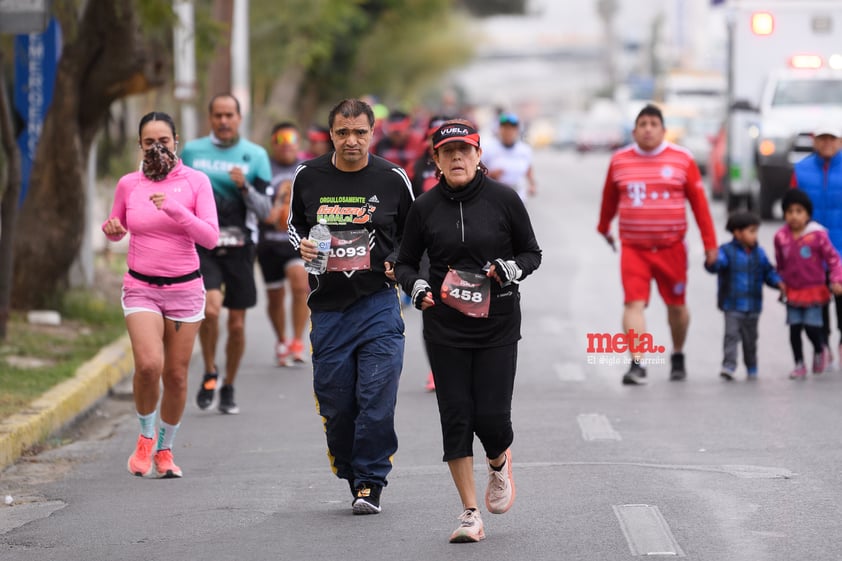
left=127, top=435, right=155, bottom=477
left=289, top=339, right=306, bottom=364
left=814, top=346, right=831, bottom=374
left=425, top=371, right=436, bottom=392
left=485, top=448, right=516, bottom=514
left=789, top=363, right=807, bottom=380
left=154, top=449, right=183, bottom=478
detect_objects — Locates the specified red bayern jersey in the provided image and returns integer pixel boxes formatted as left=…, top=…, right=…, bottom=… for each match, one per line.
left=597, top=142, right=717, bottom=250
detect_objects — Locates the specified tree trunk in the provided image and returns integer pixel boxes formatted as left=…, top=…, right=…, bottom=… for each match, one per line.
left=11, top=0, right=166, bottom=310
left=202, top=0, right=234, bottom=137
left=251, top=64, right=305, bottom=143
left=0, top=49, right=22, bottom=339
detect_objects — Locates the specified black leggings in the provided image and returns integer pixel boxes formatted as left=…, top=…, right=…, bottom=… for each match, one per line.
left=790, top=324, right=824, bottom=364
left=425, top=341, right=517, bottom=462
left=821, top=293, right=842, bottom=346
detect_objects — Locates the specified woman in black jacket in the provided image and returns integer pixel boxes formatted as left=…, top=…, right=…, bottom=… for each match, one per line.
left=395, top=120, right=542, bottom=543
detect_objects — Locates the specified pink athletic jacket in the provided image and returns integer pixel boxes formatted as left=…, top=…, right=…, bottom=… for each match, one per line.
left=774, top=221, right=842, bottom=306
left=102, top=161, right=219, bottom=278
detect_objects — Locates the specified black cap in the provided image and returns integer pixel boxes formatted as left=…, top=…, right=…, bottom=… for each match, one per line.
left=432, top=123, right=480, bottom=149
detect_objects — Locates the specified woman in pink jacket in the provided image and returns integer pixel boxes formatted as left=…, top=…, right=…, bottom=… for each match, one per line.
left=774, top=189, right=842, bottom=379
left=103, top=112, right=219, bottom=478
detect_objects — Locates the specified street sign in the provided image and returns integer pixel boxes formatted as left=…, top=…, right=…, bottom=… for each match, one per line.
left=13, top=16, right=61, bottom=204
left=0, top=0, right=49, bottom=34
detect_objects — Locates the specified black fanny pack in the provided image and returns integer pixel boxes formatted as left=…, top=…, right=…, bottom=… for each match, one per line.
left=128, top=269, right=201, bottom=286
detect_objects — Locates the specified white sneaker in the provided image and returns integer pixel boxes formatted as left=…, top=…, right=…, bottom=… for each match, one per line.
left=449, top=509, right=485, bottom=543
left=276, top=342, right=290, bottom=367
left=485, top=449, right=516, bottom=514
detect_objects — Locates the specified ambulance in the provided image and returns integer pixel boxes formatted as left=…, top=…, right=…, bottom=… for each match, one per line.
left=724, top=1, right=842, bottom=218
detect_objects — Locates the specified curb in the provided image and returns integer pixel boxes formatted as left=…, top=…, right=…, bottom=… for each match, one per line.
left=0, top=335, right=134, bottom=470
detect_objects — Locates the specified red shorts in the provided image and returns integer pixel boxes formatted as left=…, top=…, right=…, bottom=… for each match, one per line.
left=620, top=242, right=687, bottom=306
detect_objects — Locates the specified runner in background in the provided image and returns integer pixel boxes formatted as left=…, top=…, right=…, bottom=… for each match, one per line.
left=180, top=93, right=272, bottom=415
left=258, top=122, right=309, bottom=366
left=482, top=112, right=536, bottom=202
left=302, top=124, right=332, bottom=160
left=373, top=110, right=427, bottom=182
left=409, top=114, right=452, bottom=391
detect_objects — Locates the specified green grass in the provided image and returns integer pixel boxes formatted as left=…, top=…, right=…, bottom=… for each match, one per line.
left=0, top=290, right=125, bottom=419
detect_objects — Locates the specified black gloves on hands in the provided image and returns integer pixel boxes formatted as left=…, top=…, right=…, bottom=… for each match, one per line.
left=493, top=258, right=522, bottom=286
left=411, top=279, right=432, bottom=310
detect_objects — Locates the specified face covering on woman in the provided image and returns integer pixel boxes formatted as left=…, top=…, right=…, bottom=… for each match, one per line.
left=142, top=142, right=178, bottom=182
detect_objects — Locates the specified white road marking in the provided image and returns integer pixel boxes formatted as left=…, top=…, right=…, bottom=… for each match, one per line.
left=613, top=504, right=685, bottom=557
left=577, top=413, right=622, bottom=440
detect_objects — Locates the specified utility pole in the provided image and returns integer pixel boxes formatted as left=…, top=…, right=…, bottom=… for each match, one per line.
left=231, top=0, right=250, bottom=137
left=597, top=0, right=619, bottom=95
left=173, top=0, right=198, bottom=141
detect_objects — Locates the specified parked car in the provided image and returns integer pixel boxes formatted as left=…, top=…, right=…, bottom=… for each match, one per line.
left=575, top=120, right=625, bottom=152
left=680, top=116, right=721, bottom=176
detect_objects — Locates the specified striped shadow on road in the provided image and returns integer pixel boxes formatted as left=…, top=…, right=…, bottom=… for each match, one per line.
left=576, top=413, right=621, bottom=441
left=613, top=504, right=685, bottom=557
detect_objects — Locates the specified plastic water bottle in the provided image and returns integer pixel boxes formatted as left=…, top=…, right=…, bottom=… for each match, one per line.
left=305, top=219, right=331, bottom=275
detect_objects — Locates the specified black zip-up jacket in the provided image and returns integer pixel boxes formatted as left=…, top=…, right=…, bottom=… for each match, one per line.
left=395, top=172, right=542, bottom=347
left=288, top=153, right=414, bottom=311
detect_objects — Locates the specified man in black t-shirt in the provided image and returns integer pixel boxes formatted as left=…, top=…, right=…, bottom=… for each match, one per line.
left=289, top=99, right=414, bottom=516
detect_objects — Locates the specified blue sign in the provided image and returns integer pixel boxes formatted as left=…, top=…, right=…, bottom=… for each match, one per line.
left=13, top=17, right=61, bottom=205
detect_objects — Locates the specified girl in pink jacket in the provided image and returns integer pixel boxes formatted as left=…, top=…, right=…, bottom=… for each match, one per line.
left=774, top=189, right=842, bottom=379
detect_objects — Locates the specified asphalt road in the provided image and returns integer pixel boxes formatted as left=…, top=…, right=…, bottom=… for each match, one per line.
left=2, top=149, right=842, bottom=560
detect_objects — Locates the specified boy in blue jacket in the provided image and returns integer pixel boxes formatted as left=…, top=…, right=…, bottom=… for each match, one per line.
left=705, top=211, right=784, bottom=380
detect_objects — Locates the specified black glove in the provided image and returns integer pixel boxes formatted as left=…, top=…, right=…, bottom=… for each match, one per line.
left=493, top=258, right=522, bottom=286
left=411, top=279, right=432, bottom=310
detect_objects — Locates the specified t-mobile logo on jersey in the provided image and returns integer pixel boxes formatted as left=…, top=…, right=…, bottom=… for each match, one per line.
left=627, top=182, right=646, bottom=206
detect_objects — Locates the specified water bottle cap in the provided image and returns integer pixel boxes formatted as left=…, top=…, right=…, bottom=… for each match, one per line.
left=319, top=218, right=327, bottom=225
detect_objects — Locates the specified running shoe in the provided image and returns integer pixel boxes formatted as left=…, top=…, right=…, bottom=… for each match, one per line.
left=789, top=363, right=807, bottom=380
left=814, top=347, right=829, bottom=374
left=154, top=449, right=183, bottom=478
left=449, top=509, right=485, bottom=543
left=425, top=371, right=436, bottom=392
left=276, top=341, right=291, bottom=367
left=485, top=448, right=515, bottom=514
left=352, top=483, right=382, bottom=515
left=720, top=368, right=735, bottom=381
left=746, top=367, right=758, bottom=380
left=669, top=352, right=687, bottom=381
left=127, top=434, right=155, bottom=477
left=196, top=371, right=218, bottom=410
left=218, top=384, right=240, bottom=415
left=290, top=339, right=306, bottom=364
left=622, top=361, right=647, bottom=385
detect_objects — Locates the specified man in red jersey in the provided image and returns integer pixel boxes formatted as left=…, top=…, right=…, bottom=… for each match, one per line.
left=597, top=104, right=718, bottom=385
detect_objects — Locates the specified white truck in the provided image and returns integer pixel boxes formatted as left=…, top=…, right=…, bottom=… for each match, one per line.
left=724, top=0, right=842, bottom=218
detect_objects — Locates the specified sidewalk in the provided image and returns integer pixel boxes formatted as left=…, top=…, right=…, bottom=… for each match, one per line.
left=0, top=335, right=134, bottom=470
